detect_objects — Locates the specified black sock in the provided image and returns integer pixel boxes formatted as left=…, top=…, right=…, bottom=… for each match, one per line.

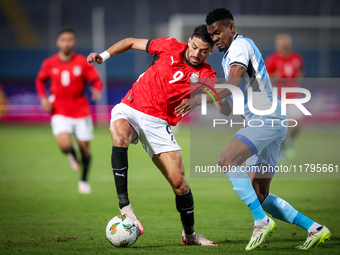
left=81, top=155, right=91, bottom=181
left=111, top=146, right=129, bottom=209
left=176, top=189, right=195, bottom=235
left=65, top=145, right=77, bottom=159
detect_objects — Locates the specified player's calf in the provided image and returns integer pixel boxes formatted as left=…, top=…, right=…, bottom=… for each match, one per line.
left=111, top=146, right=130, bottom=209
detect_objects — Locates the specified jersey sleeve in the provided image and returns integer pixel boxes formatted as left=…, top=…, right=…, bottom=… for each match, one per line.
left=83, top=62, right=103, bottom=91
left=228, top=39, right=251, bottom=70
left=146, top=37, right=179, bottom=55
left=35, top=60, right=50, bottom=98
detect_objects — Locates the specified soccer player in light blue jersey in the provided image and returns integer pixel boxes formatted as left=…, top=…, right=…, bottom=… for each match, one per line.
left=204, top=8, right=330, bottom=250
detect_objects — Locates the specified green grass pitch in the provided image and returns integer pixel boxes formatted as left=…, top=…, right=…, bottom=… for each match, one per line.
left=0, top=124, right=339, bottom=254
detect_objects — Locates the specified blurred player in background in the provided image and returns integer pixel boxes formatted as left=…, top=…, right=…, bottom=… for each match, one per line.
left=200, top=8, right=329, bottom=250
left=87, top=25, right=217, bottom=246
left=266, top=33, right=304, bottom=161
left=36, top=27, right=103, bottom=194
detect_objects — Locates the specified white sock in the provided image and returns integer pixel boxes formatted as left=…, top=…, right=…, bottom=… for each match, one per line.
left=255, top=215, right=269, bottom=226
left=308, top=222, right=322, bottom=234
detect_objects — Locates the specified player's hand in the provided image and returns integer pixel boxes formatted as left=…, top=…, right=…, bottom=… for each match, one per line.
left=91, top=87, right=101, bottom=102
left=41, top=97, right=52, bottom=113
left=87, top=53, right=103, bottom=64
left=175, top=97, right=199, bottom=118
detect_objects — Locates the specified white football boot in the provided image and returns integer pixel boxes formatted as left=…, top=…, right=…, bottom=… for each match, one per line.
left=119, top=203, right=144, bottom=235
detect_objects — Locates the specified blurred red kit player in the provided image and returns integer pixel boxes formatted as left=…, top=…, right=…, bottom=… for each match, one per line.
left=36, top=27, right=103, bottom=194
left=265, top=33, right=304, bottom=162
left=265, top=33, right=304, bottom=100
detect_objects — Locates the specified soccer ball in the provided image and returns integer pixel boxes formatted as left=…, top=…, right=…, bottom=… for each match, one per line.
left=105, top=215, right=139, bottom=247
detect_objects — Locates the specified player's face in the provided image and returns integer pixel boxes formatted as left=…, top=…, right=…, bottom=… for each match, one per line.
left=186, top=37, right=214, bottom=67
left=207, top=20, right=235, bottom=52
left=276, top=35, right=291, bottom=55
left=57, top=32, right=76, bottom=55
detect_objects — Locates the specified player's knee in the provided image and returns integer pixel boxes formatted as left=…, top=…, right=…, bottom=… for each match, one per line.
left=172, top=178, right=189, bottom=195
left=218, top=154, right=234, bottom=169
left=256, top=189, right=269, bottom=203
left=59, top=144, right=72, bottom=154
left=112, top=133, right=130, bottom=147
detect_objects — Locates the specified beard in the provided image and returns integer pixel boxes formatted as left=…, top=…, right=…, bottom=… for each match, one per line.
left=218, top=45, right=227, bottom=52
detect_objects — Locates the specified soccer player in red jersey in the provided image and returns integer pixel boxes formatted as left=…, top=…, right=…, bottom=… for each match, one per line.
left=87, top=25, right=217, bottom=246
left=36, top=27, right=103, bottom=194
left=266, top=33, right=304, bottom=161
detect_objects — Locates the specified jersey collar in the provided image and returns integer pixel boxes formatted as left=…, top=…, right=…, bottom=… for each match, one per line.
left=223, top=33, right=239, bottom=59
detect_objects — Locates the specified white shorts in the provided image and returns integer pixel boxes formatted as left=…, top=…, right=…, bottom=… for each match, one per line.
left=51, top=114, right=93, bottom=141
left=110, top=103, right=181, bottom=158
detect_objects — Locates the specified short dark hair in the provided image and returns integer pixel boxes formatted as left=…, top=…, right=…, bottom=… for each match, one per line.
left=206, top=8, right=234, bottom=25
left=191, top=24, right=215, bottom=48
left=58, top=26, right=75, bottom=36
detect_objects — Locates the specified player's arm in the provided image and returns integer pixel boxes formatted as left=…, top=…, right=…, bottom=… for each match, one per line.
left=186, top=65, right=246, bottom=109
left=87, top=38, right=148, bottom=64
left=35, top=62, right=52, bottom=113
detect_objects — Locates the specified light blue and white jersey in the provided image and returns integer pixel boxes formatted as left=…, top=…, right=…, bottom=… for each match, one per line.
left=222, top=34, right=282, bottom=121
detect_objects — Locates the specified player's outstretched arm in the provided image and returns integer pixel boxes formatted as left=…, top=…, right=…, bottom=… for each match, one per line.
left=87, top=38, right=148, bottom=64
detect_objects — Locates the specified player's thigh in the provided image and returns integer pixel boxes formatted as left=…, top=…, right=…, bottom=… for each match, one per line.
left=152, top=150, right=188, bottom=194
left=55, top=132, right=73, bottom=151
left=109, top=104, right=139, bottom=147
left=110, top=118, right=137, bottom=147
left=219, top=138, right=252, bottom=168
left=51, top=115, right=73, bottom=151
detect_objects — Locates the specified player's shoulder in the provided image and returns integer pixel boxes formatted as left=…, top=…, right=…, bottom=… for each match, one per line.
left=148, top=37, right=186, bottom=54
left=265, top=51, right=279, bottom=62
left=72, top=53, right=94, bottom=67
left=199, top=62, right=216, bottom=76
left=291, top=51, right=303, bottom=61
left=43, top=54, right=59, bottom=64
left=40, top=54, right=58, bottom=68
left=73, top=53, right=88, bottom=62
left=154, top=37, right=180, bottom=44
left=232, top=35, right=253, bottom=49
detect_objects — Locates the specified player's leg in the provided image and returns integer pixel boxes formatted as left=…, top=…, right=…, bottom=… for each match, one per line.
left=219, top=139, right=275, bottom=250
left=219, top=139, right=270, bottom=226
left=110, top=117, right=144, bottom=234
left=110, top=118, right=137, bottom=205
left=76, top=140, right=92, bottom=194
left=52, top=115, right=79, bottom=170
left=252, top=138, right=330, bottom=249
left=74, top=116, right=94, bottom=194
left=261, top=189, right=330, bottom=249
left=152, top=151, right=216, bottom=246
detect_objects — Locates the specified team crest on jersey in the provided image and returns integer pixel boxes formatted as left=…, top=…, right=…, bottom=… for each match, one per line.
left=52, top=68, right=59, bottom=75
left=190, top=72, right=199, bottom=83
left=73, top=66, right=82, bottom=76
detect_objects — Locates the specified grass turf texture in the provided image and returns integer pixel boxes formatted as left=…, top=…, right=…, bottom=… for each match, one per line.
left=0, top=124, right=339, bottom=254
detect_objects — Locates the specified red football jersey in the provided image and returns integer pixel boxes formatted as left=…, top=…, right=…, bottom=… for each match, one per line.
left=121, top=37, right=217, bottom=126
left=265, top=51, right=304, bottom=99
left=36, top=53, right=103, bottom=118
